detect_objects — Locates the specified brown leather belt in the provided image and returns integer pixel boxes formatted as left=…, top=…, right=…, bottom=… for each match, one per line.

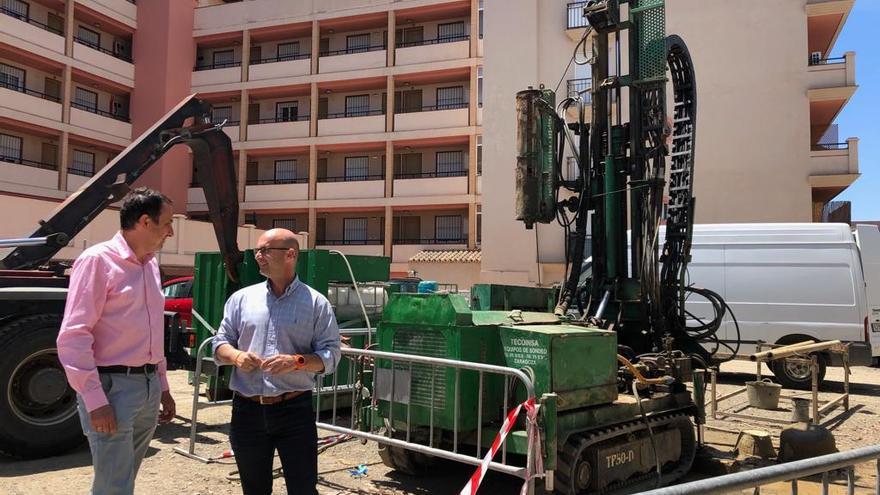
left=236, top=390, right=307, bottom=405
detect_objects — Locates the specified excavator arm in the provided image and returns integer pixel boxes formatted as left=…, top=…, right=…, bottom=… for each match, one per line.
left=0, top=94, right=243, bottom=281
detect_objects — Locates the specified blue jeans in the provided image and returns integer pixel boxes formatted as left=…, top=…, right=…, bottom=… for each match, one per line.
left=76, top=371, right=161, bottom=495
left=230, top=392, right=318, bottom=495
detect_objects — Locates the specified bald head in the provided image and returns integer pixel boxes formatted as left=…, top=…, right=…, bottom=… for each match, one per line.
left=259, top=228, right=300, bottom=253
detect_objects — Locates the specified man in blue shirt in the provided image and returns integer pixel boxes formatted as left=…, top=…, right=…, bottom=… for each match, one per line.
left=213, top=228, right=340, bottom=495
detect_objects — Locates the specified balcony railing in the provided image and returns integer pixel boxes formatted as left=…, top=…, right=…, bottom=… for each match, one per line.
left=253, top=114, right=310, bottom=124
left=317, top=239, right=383, bottom=245
left=246, top=178, right=309, bottom=185
left=396, top=102, right=468, bottom=114
left=72, top=101, right=130, bottom=122
left=0, top=80, right=60, bottom=103
left=211, top=119, right=240, bottom=125
left=68, top=166, right=95, bottom=177
left=395, top=169, right=467, bottom=179
left=567, top=2, right=589, bottom=29
left=809, top=56, right=845, bottom=66
left=396, top=34, right=470, bottom=48
left=567, top=78, right=592, bottom=101
left=320, top=44, right=386, bottom=57
left=194, top=60, right=241, bottom=71
left=74, top=37, right=133, bottom=63
left=1, top=6, right=63, bottom=35
left=322, top=109, right=384, bottom=119
left=811, top=142, right=850, bottom=151
left=392, top=237, right=468, bottom=245
left=318, top=173, right=385, bottom=183
left=251, top=52, right=311, bottom=65
left=0, top=154, right=57, bottom=171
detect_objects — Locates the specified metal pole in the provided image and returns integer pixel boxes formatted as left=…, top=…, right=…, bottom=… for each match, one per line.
left=711, top=368, right=718, bottom=420
left=811, top=355, right=819, bottom=425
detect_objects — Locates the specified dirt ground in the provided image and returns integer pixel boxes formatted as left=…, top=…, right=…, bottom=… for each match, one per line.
left=2, top=362, right=879, bottom=495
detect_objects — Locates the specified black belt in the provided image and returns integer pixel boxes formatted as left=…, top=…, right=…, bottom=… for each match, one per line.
left=97, top=364, right=157, bottom=374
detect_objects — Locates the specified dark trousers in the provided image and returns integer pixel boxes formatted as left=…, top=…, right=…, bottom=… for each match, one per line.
left=230, top=392, right=318, bottom=495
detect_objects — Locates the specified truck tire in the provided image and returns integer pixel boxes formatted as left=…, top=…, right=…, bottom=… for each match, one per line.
left=769, top=335, right=827, bottom=390
left=0, top=314, right=83, bottom=458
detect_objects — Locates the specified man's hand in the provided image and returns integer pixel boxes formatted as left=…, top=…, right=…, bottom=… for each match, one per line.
left=89, top=405, right=117, bottom=436
left=158, top=391, right=176, bottom=424
left=261, top=354, right=305, bottom=375
left=233, top=351, right=263, bottom=372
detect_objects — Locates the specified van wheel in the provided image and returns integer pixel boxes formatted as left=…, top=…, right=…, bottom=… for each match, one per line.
left=771, top=355, right=826, bottom=390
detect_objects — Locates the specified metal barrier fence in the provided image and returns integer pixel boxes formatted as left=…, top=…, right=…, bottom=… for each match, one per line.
left=175, top=332, right=542, bottom=493
left=638, top=443, right=880, bottom=495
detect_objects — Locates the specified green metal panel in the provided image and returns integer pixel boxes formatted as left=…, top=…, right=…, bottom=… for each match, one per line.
left=470, top=284, right=558, bottom=312
left=499, top=325, right=617, bottom=411
left=631, top=0, right=666, bottom=81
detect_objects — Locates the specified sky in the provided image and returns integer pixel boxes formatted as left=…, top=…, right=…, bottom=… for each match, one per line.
left=831, top=1, right=879, bottom=220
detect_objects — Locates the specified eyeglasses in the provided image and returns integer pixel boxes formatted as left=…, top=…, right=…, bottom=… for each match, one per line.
left=254, top=247, right=290, bottom=256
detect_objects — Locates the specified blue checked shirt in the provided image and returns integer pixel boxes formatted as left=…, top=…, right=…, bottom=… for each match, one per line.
left=212, top=276, right=341, bottom=397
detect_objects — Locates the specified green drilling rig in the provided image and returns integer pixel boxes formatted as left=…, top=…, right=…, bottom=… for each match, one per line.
left=371, top=1, right=736, bottom=493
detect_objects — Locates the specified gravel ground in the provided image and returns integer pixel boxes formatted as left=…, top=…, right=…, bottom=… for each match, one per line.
left=2, top=362, right=879, bottom=495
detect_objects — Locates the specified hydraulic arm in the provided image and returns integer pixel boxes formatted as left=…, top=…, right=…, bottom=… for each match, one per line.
left=0, top=95, right=243, bottom=281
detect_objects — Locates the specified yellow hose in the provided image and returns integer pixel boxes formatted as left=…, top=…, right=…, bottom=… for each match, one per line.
left=617, top=354, right=671, bottom=385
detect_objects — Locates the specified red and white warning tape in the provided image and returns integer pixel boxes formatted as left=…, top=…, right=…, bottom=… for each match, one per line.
left=459, top=397, right=544, bottom=495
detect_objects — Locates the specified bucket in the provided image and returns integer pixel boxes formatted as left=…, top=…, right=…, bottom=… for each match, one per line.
left=746, top=379, right=782, bottom=410
left=791, top=397, right=811, bottom=423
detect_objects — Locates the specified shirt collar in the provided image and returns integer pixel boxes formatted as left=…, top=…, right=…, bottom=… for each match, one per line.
left=111, top=231, right=154, bottom=264
left=265, top=275, right=301, bottom=298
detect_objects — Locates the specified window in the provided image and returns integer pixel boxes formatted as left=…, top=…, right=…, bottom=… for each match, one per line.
left=394, top=153, right=422, bottom=177
left=212, top=49, right=234, bottom=68
left=0, top=133, right=22, bottom=163
left=476, top=135, right=482, bottom=176
left=71, top=150, right=95, bottom=176
left=319, top=38, right=330, bottom=55
left=436, top=151, right=464, bottom=176
left=345, top=94, right=370, bottom=117
left=438, top=21, right=466, bottom=42
left=396, top=26, right=424, bottom=47
left=277, top=41, right=300, bottom=61
left=435, top=215, right=462, bottom=242
left=3, top=0, right=29, bottom=20
left=211, top=106, right=232, bottom=124
left=344, top=156, right=369, bottom=181
left=0, top=62, right=25, bottom=92
left=276, top=101, right=298, bottom=122
left=274, top=159, right=296, bottom=183
left=344, top=218, right=368, bottom=243
left=272, top=218, right=297, bottom=231
left=476, top=204, right=482, bottom=244
left=346, top=33, right=371, bottom=54
left=393, top=216, right=420, bottom=243
left=74, top=87, right=98, bottom=112
left=436, top=86, right=465, bottom=110
left=478, top=67, right=483, bottom=107
left=564, top=156, right=579, bottom=181
left=479, top=0, right=484, bottom=39
left=77, top=26, right=100, bottom=49
left=162, top=279, right=192, bottom=298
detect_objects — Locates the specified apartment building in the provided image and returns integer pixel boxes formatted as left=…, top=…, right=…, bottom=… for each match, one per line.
left=480, top=0, right=859, bottom=286
left=0, top=0, right=483, bottom=278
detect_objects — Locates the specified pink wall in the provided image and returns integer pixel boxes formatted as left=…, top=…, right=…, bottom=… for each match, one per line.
left=131, top=0, right=196, bottom=212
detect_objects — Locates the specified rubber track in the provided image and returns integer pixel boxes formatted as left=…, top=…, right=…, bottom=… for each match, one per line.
left=554, top=411, right=696, bottom=495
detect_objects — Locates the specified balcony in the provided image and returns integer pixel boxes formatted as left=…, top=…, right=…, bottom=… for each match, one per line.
left=395, top=103, right=469, bottom=132
left=808, top=52, right=856, bottom=90
left=73, top=37, right=135, bottom=82
left=319, top=45, right=386, bottom=73
left=316, top=174, right=385, bottom=200
left=0, top=83, right=62, bottom=122
left=192, top=60, right=241, bottom=88
left=565, top=2, right=589, bottom=40
left=249, top=53, right=310, bottom=81
left=395, top=35, right=469, bottom=66
left=0, top=155, right=58, bottom=191
left=248, top=116, right=310, bottom=141
left=220, top=123, right=239, bottom=142
left=315, top=242, right=384, bottom=257
left=394, top=171, right=468, bottom=197
left=318, top=110, right=385, bottom=136
left=809, top=138, right=858, bottom=177
left=245, top=179, right=309, bottom=202
left=0, top=6, right=64, bottom=54
left=85, top=0, right=137, bottom=26
left=70, top=103, right=132, bottom=140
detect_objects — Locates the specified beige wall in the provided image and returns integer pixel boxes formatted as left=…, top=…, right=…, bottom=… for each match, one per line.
left=480, top=0, right=839, bottom=284
left=409, top=261, right=481, bottom=290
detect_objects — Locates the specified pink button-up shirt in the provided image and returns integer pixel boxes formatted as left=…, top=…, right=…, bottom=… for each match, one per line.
left=57, top=231, right=169, bottom=412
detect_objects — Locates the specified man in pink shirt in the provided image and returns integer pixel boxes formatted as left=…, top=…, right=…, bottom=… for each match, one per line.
left=57, top=187, right=177, bottom=495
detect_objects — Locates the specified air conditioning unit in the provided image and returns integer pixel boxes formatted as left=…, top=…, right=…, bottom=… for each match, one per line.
left=810, top=51, right=823, bottom=65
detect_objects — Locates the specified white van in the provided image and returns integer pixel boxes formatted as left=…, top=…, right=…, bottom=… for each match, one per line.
left=682, top=223, right=879, bottom=388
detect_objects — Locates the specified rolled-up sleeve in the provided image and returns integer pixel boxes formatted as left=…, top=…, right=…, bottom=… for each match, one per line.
left=312, top=298, right=341, bottom=375
left=212, top=292, right=241, bottom=358
left=57, top=255, right=108, bottom=412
